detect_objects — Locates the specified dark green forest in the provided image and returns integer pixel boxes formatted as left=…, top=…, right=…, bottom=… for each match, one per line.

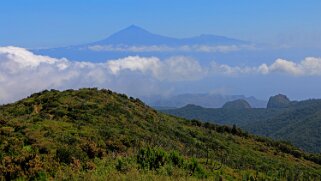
left=162, top=99, right=321, bottom=153
left=1, top=88, right=321, bottom=180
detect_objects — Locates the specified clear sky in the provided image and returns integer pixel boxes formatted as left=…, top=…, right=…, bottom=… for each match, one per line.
left=1, top=0, right=321, bottom=48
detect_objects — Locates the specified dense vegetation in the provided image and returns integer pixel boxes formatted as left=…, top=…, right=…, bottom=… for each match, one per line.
left=248, top=99, right=321, bottom=153
left=222, top=99, right=251, bottom=109
left=267, top=94, right=291, bottom=109
left=162, top=98, right=321, bottom=153
left=1, top=88, right=321, bottom=180
left=162, top=104, right=283, bottom=127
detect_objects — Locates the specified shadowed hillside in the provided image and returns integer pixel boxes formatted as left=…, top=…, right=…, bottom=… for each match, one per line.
left=162, top=96, right=321, bottom=153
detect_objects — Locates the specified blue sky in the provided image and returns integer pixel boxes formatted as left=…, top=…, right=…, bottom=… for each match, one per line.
left=1, top=0, right=321, bottom=48
left=2, top=1, right=321, bottom=102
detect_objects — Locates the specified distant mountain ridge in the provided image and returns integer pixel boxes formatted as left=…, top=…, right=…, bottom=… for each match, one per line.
left=161, top=94, right=321, bottom=153
left=31, top=25, right=321, bottom=70
left=33, top=25, right=252, bottom=61
left=143, top=93, right=267, bottom=108
left=92, top=25, right=248, bottom=46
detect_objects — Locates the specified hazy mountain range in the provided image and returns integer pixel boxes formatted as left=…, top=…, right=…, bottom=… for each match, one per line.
left=33, top=25, right=321, bottom=66
left=161, top=95, right=321, bottom=153
left=93, top=25, right=248, bottom=46
left=142, top=93, right=267, bottom=109
left=33, top=25, right=254, bottom=63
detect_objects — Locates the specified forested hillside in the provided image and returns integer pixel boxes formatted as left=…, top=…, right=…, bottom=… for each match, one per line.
left=1, top=89, right=321, bottom=180
left=162, top=98, right=321, bottom=153
left=247, top=99, right=321, bottom=153
left=162, top=104, right=283, bottom=127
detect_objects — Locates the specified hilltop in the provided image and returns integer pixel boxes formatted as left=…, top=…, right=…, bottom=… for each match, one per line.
left=222, top=99, right=251, bottom=109
left=267, top=94, right=291, bottom=109
left=0, top=89, right=321, bottom=180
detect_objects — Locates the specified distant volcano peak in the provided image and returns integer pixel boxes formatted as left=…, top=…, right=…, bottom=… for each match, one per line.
left=95, top=25, right=177, bottom=45
left=120, top=25, right=150, bottom=34
left=93, top=25, right=247, bottom=46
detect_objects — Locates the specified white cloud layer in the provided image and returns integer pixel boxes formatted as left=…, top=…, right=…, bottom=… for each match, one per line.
left=106, top=56, right=205, bottom=81
left=209, top=57, right=321, bottom=76
left=258, top=58, right=321, bottom=76
left=0, top=47, right=205, bottom=103
left=1, top=46, right=321, bottom=103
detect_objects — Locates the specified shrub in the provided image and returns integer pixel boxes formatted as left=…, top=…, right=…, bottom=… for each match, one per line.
left=137, top=147, right=168, bottom=170
left=56, top=147, right=73, bottom=164
left=81, top=142, right=99, bottom=159
left=191, top=119, right=202, bottom=127
left=116, top=158, right=130, bottom=172
left=186, top=157, right=207, bottom=178
left=56, top=146, right=87, bottom=164
left=169, top=151, right=184, bottom=167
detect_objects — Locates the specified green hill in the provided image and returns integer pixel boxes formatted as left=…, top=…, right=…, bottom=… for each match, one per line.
left=247, top=99, right=321, bottom=153
left=267, top=94, right=291, bottom=109
left=162, top=97, right=321, bottom=153
left=222, top=99, right=251, bottom=109
left=1, top=88, right=321, bottom=180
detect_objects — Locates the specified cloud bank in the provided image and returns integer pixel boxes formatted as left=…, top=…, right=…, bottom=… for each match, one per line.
left=258, top=58, right=321, bottom=76
left=1, top=46, right=321, bottom=103
left=0, top=47, right=206, bottom=103
left=209, top=57, right=321, bottom=76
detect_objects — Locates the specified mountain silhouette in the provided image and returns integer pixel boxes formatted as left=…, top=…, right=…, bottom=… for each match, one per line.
left=93, top=25, right=178, bottom=45
left=33, top=25, right=251, bottom=61
left=92, top=25, right=248, bottom=46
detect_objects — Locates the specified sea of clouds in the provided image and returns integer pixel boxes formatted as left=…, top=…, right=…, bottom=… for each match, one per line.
left=1, top=46, right=321, bottom=104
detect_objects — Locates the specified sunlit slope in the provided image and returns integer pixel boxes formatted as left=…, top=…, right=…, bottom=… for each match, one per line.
left=0, top=88, right=321, bottom=180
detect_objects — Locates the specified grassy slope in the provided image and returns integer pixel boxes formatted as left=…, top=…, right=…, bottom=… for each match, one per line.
left=0, top=88, right=321, bottom=180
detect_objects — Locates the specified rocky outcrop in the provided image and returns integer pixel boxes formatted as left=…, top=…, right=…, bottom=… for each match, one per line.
left=267, top=94, right=291, bottom=109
